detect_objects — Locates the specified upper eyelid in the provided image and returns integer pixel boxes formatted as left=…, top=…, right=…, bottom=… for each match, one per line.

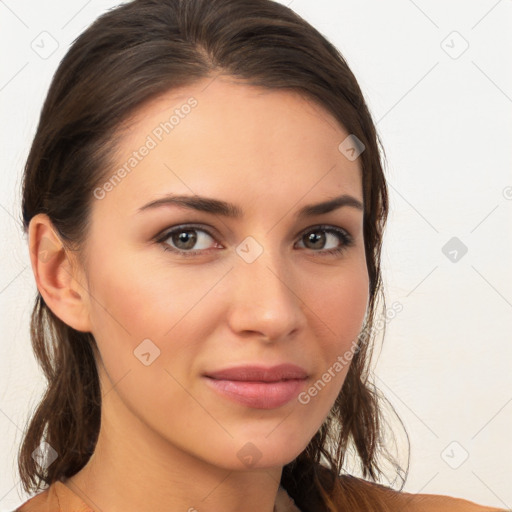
left=155, top=223, right=219, bottom=241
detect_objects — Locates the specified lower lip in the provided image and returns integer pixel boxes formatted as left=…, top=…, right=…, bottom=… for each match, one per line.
left=204, top=377, right=306, bottom=409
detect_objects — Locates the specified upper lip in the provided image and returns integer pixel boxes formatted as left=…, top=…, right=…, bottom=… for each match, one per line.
left=204, top=364, right=308, bottom=382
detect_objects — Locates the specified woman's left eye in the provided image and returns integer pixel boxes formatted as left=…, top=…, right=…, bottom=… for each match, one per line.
left=296, top=226, right=354, bottom=256
left=154, top=224, right=354, bottom=258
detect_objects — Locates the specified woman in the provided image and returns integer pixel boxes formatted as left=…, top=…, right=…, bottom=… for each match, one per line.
left=14, top=0, right=506, bottom=511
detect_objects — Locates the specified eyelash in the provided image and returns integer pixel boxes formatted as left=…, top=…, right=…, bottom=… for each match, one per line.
left=154, top=223, right=355, bottom=259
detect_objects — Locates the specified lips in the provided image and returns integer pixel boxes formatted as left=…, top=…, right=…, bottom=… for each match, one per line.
left=203, top=364, right=309, bottom=409
left=204, top=364, right=308, bottom=382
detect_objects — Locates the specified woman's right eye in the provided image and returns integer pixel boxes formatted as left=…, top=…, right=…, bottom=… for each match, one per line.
left=155, top=225, right=221, bottom=257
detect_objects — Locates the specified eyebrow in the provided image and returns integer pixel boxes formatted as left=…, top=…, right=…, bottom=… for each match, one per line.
left=137, top=193, right=363, bottom=218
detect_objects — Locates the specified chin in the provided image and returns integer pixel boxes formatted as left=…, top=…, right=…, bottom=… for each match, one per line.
left=230, top=429, right=313, bottom=470
left=186, top=428, right=310, bottom=472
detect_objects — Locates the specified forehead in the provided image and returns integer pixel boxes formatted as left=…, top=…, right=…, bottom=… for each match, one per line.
left=97, top=77, right=363, bottom=216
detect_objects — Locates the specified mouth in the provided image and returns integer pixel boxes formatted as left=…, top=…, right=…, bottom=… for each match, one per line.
left=203, top=364, right=309, bottom=409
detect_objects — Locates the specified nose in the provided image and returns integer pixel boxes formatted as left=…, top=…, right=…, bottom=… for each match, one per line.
left=225, top=243, right=306, bottom=343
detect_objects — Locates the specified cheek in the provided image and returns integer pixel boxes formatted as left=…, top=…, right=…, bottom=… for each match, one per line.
left=88, top=238, right=206, bottom=334
left=311, top=260, right=369, bottom=347
left=84, top=249, right=216, bottom=431
left=84, top=244, right=203, bottom=377
left=297, top=259, right=369, bottom=411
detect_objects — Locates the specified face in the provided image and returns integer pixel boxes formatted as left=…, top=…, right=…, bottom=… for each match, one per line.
left=80, top=76, right=369, bottom=470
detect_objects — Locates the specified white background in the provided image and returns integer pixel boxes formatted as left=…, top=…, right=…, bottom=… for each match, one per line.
left=1, top=0, right=511, bottom=510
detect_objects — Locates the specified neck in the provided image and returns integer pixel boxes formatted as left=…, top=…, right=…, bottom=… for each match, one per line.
left=65, top=369, right=283, bottom=512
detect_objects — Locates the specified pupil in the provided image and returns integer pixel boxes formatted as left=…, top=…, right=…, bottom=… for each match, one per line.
left=176, top=230, right=196, bottom=249
left=307, top=232, right=324, bottom=248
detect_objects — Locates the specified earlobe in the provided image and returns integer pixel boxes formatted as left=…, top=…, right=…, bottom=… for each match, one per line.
left=28, top=213, right=92, bottom=333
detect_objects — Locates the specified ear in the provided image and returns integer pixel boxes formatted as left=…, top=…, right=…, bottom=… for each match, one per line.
left=28, top=213, right=92, bottom=332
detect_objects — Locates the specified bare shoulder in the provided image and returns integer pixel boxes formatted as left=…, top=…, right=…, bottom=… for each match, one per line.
left=14, top=480, right=94, bottom=512
left=394, top=489, right=507, bottom=512
left=339, top=475, right=508, bottom=512
left=14, top=487, right=51, bottom=512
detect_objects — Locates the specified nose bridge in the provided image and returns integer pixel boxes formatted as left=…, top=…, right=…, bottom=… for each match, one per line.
left=228, top=235, right=304, bottom=339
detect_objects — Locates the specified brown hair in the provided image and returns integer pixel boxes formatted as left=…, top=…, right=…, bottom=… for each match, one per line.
left=19, top=0, right=408, bottom=510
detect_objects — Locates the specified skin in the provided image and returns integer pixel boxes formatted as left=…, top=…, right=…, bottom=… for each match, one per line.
left=29, top=76, right=369, bottom=512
